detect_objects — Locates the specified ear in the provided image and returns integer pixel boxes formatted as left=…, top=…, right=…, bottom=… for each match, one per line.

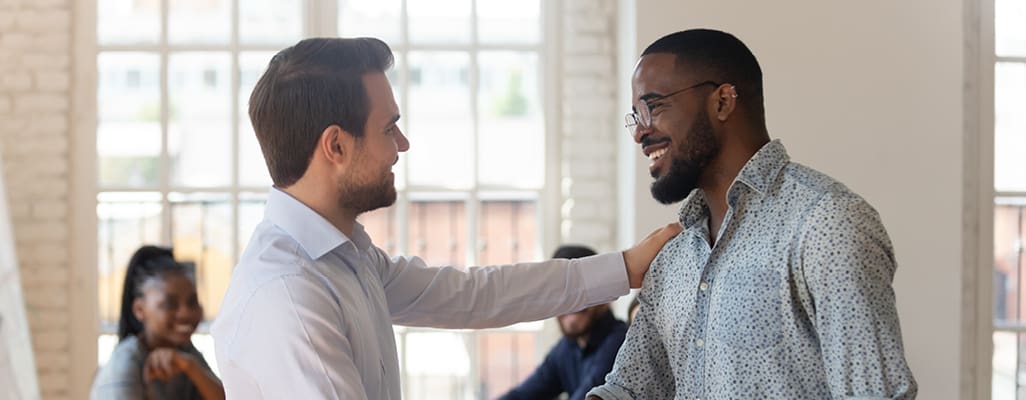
left=318, top=124, right=357, bottom=167
left=132, top=297, right=146, bottom=323
left=713, top=84, right=739, bottom=122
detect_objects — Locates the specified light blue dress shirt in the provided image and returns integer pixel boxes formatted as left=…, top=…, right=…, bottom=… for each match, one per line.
left=588, top=140, right=917, bottom=399
left=211, top=188, right=629, bottom=399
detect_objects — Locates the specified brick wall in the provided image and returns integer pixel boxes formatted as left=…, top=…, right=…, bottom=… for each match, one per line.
left=559, top=0, right=619, bottom=251
left=0, top=0, right=73, bottom=399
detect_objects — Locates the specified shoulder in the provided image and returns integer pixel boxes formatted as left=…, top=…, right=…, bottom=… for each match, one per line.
left=778, top=163, right=879, bottom=222
left=92, top=337, right=146, bottom=393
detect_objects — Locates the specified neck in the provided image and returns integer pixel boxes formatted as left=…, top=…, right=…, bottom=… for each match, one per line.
left=280, top=182, right=359, bottom=237
left=700, top=132, right=769, bottom=244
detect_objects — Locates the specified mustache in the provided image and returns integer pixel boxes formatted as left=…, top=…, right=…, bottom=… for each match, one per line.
left=641, top=136, right=671, bottom=148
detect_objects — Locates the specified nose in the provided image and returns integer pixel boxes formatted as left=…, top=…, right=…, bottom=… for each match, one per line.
left=632, top=123, right=653, bottom=144
left=397, top=128, right=410, bottom=152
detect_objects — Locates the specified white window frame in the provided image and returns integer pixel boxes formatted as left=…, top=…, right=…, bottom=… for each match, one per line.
left=71, top=0, right=562, bottom=398
left=967, top=0, right=1025, bottom=398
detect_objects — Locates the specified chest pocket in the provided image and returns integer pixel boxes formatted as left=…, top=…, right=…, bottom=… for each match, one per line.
left=710, top=267, right=784, bottom=349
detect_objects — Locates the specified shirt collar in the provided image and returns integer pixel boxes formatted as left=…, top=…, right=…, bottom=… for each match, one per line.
left=264, top=188, right=373, bottom=259
left=732, top=139, right=790, bottom=196
left=676, top=140, right=790, bottom=229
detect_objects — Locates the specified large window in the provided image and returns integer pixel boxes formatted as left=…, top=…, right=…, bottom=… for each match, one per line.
left=993, top=0, right=1026, bottom=398
left=94, top=0, right=548, bottom=398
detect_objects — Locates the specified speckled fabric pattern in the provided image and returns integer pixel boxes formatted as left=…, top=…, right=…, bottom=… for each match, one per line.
left=588, top=140, right=917, bottom=400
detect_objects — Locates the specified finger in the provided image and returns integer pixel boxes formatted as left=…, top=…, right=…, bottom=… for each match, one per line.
left=158, top=354, right=176, bottom=379
left=642, top=222, right=682, bottom=245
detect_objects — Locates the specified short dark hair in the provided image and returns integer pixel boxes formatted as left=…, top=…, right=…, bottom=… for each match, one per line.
left=551, top=245, right=597, bottom=260
left=642, top=29, right=764, bottom=121
left=117, top=245, right=193, bottom=341
left=249, top=37, right=395, bottom=187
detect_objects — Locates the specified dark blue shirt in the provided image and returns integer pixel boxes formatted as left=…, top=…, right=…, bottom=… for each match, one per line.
left=499, top=311, right=627, bottom=400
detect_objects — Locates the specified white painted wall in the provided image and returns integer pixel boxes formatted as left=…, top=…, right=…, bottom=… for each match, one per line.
left=619, top=1, right=966, bottom=398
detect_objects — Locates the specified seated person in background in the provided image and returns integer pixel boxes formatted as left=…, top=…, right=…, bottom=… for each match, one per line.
left=90, top=246, right=225, bottom=400
left=499, top=245, right=628, bottom=400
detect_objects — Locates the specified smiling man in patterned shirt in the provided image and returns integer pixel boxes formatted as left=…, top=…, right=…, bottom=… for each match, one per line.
left=587, top=29, right=917, bottom=399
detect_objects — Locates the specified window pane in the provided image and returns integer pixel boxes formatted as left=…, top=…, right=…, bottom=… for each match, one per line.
left=995, top=200, right=1026, bottom=324
left=169, top=192, right=232, bottom=321
left=477, top=52, right=543, bottom=188
left=405, top=331, right=473, bottom=400
left=240, top=0, right=302, bottom=45
left=239, top=52, right=275, bottom=187
left=408, top=198, right=466, bottom=266
left=476, top=331, right=537, bottom=399
left=407, top=52, right=473, bottom=188
left=476, top=0, right=539, bottom=44
left=997, top=0, right=1026, bottom=57
left=407, top=0, right=471, bottom=44
left=98, top=53, right=161, bottom=188
left=169, top=0, right=230, bottom=45
left=98, top=0, right=159, bottom=45
left=97, top=192, right=163, bottom=326
left=191, top=333, right=220, bottom=377
left=169, top=52, right=232, bottom=187
left=996, top=63, right=1026, bottom=192
left=97, top=334, right=118, bottom=367
left=238, top=193, right=267, bottom=257
left=477, top=198, right=537, bottom=265
left=358, top=206, right=399, bottom=256
left=339, top=0, right=402, bottom=44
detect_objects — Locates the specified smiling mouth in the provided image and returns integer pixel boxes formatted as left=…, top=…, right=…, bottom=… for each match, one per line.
left=174, top=324, right=195, bottom=334
left=648, top=147, right=668, bottom=161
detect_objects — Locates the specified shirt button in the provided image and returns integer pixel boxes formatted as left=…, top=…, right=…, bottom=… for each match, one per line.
left=699, top=282, right=709, bottom=291
left=695, top=338, right=704, bottom=347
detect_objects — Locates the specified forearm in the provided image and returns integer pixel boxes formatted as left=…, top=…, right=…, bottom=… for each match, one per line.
left=183, top=361, right=225, bottom=400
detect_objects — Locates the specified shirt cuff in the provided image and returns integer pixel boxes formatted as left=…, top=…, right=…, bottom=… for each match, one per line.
left=574, top=252, right=630, bottom=306
left=587, top=383, right=633, bottom=400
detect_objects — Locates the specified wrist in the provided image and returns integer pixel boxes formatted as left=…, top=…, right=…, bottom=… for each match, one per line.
left=174, top=352, right=200, bottom=373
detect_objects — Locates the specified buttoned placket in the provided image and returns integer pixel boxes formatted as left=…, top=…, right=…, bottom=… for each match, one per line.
left=690, top=185, right=745, bottom=399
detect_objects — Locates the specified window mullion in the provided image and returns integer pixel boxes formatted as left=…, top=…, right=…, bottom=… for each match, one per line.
left=159, top=0, right=172, bottom=244
left=230, top=0, right=241, bottom=262
left=466, top=2, right=483, bottom=399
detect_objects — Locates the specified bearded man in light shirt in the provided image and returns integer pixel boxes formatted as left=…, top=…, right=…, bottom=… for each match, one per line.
left=210, top=37, right=681, bottom=400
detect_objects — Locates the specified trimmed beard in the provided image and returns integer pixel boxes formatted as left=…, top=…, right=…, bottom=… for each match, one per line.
left=338, top=166, right=397, bottom=215
left=650, top=108, right=720, bottom=205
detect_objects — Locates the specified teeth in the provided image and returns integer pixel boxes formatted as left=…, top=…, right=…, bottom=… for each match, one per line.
left=174, top=324, right=194, bottom=333
left=648, top=148, right=668, bottom=161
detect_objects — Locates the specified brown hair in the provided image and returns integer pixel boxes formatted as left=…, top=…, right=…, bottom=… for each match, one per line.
left=248, top=37, right=394, bottom=187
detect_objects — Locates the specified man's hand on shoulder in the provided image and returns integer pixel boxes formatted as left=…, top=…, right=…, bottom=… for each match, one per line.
left=622, top=222, right=682, bottom=288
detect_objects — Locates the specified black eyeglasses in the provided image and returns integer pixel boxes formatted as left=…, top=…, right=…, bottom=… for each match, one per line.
left=624, top=80, right=721, bottom=136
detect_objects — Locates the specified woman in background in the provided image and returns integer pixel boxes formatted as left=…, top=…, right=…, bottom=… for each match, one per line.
left=90, top=246, right=224, bottom=400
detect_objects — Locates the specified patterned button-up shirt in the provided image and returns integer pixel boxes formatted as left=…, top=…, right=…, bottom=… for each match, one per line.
left=588, top=140, right=917, bottom=399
